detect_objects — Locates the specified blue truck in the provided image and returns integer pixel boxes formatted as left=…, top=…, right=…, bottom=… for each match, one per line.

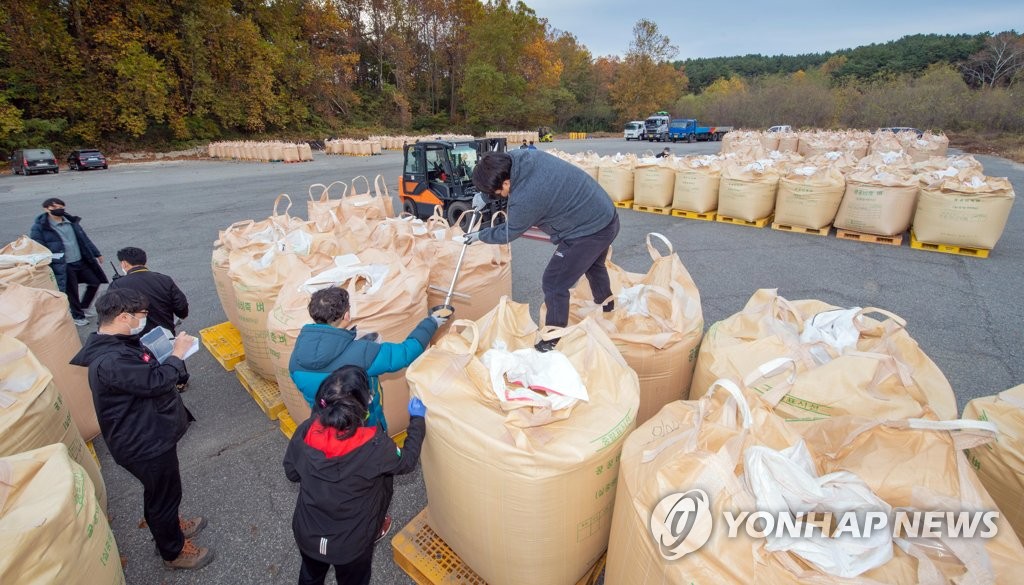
left=668, top=119, right=733, bottom=143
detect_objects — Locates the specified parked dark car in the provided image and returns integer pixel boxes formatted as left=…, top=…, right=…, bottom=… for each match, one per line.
left=67, top=149, right=108, bottom=171
left=10, top=148, right=59, bottom=175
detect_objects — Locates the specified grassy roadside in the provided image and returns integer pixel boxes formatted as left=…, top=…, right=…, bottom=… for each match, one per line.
left=947, top=131, right=1024, bottom=164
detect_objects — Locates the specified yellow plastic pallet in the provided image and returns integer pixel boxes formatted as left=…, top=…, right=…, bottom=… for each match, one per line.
left=612, top=199, right=634, bottom=209
left=278, top=412, right=298, bottom=439
left=909, top=231, right=990, bottom=258
left=632, top=204, right=672, bottom=215
left=199, top=321, right=245, bottom=371
left=86, top=441, right=100, bottom=466
left=716, top=214, right=772, bottom=228
left=392, top=508, right=606, bottom=585
left=771, top=222, right=831, bottom=236
left=234, top=361, right=286, bottom=421
left=835, top=229, right=903, bottom=246
left=671, top=209, right=716, bottom=221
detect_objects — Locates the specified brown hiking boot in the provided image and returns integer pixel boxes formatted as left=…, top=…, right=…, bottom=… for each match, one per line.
left=163, top=539, right=214, bottom=570
left=180, top=516, right=207, bottom=539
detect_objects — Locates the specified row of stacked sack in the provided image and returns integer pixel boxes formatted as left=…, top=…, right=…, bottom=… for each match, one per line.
left=368, top=134, right=475, bottom=150
left=323, top=138, right=383, bottom=156
left=404, top=284, right=1024, bottom=584
left=552, top=143, right=1015, bottom=251
left=210, top=175, right=512, bottom=433
left=207, top=141, right=314, bottom=162
left=486, top=130, right=541, bottom=145
left=211, top=172, right=1024, bottom=584
left=726, top=128, right=951, bottom=161
left=0, top=237, right=123, bottom=582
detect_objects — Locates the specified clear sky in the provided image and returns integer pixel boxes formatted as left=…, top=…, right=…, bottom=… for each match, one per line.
left=520, top=0, right=1023, bottom=59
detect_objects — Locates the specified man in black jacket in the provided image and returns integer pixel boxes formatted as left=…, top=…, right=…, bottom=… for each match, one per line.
left=70, top=288, right=213, bottom=571
left=108, top=246, right=189, bottom=335
left=30, top=197, right=109, bottom=326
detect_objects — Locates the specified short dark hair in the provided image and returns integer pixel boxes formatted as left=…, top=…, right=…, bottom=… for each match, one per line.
left=472, top=152, right=512, bottom=195
left=42, top=197, right=65, bottom=208
left=308, top=287, right=349, bottom=324
left=117, top=247, right=147, bottom=266
left=95, top=288, right=149, bottom=325
left=313, top=366, right=371, bottom=440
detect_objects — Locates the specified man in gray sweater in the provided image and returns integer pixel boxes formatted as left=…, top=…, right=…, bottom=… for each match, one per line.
left=467, top=150, right=619, bottom=352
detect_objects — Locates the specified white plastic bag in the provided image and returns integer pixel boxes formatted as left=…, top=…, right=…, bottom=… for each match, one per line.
left=481, top=342, right=589, bottom=410
left=744, top=440, right=894, bottom=578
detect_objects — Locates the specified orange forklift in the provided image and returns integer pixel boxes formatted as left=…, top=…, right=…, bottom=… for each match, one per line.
left=398, top=137, right=507, bottom=230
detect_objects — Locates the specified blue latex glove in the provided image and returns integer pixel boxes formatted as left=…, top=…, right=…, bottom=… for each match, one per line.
left=408, top=397, right=427, bottom=418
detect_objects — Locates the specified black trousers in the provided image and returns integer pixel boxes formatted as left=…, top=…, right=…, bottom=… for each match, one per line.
left=298, top=548, right=373, bottom=585
left=65, top=260, right=101, bottom=319
left=542, top=213, right=620, bottom=328
left=122, top=447, right=185, bottom=561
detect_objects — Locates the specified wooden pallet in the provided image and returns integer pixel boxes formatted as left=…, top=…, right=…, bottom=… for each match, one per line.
left=278, top=412, right=298, bottom=439
left=835, top=229, right=903, bottom=246
left=612, top=199, right=634, bottom=210
left=671, top=209, right=717, bottom=221
left=234, top=361, right=286, bottom=421
left=716, top=213, right=772, bottom=228
left=632, top=203, right=672, bottom=215
left=392, top=508, right=606, bottom=585
left=909, top=231, right=990, bottom=258
left=199, top=321, right=245, bottom=371
left=771, top=222, right=831, bottom=236
left=86, top=441, right=100, bottom=466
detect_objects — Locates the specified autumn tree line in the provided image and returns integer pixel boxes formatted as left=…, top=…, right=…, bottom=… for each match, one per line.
left=1, top=0, right=1021, bottom=156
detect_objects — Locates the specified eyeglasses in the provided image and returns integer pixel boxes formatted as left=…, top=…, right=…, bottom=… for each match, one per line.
left=124, top=310, right=149, bottom=317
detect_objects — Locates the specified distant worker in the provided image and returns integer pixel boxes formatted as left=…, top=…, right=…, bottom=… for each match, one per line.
left=284, top=366, right=426, bottom=585
left=655, top=147, right=671, bottom=158
left=466, top=150, right=619, bottom=353
left=30, top=197, right=108, bottom=326
left=108, top=247, right=189, bottom=335
left=527, top=141, right=538, bottom=150
left=70, top=288, right=212, bottom=571
left=290, top=287, right=448, bottom=433
left=520, top=140, right=529, bottom=149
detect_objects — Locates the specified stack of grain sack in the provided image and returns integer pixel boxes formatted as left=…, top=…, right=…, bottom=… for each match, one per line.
left=486, top=130, right=540, bottom=145
left=0, top=333, right=122, bottom=583
left=323, top=139, right=382, bottom=156
left=606, top=288, right=1024, bottom=583
left=564, top=233, right=703, bottom=424
left=212, top=176, right=511, bottom=436
left=711, top=128, right=1015, bottom=250
left=0, top=236, right=104, bottom=480
left=207, top=140, right=313, bottom=162
left=406, top=298, right=640, bottom=585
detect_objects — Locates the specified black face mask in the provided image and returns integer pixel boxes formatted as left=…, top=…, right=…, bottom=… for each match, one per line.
left=49, top=208, right=66, bottom=217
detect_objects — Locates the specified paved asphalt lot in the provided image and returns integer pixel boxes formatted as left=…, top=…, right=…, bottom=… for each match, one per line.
left=1, top=138, right=1022, bottom=584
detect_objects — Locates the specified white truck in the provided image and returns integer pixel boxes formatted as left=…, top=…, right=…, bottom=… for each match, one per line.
left=644, top=112, right=671, bottom=142
left=623, top=121, right=646, bottom=141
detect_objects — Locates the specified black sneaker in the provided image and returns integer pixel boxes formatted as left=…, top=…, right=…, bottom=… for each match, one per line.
left=534, top=339, right=559, bottom=353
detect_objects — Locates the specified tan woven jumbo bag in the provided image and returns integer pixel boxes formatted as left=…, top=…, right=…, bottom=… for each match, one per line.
left=567, top=233, right=703, bottom=424
left=0, top=444, right=124, bottom=584
left=963, top=385, right=1024, bottom=546
left=0, top=282, right=100, bottom=440
left=0, top=334, right=106, bottom=511
left=407, top=298, right=639, bottom=585
left=0, top=236, right=57, bottom=291
left=691, top=289, right=958, bottom=424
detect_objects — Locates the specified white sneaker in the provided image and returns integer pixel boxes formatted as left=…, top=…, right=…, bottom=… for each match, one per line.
left=73, top=317, right=89, bottom=326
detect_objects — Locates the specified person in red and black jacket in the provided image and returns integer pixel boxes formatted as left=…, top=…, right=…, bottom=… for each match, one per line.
left=283, top=366, right=426, bottom=585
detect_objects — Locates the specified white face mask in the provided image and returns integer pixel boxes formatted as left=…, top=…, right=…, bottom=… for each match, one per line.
left=129, top=317, right=147, bottom=335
